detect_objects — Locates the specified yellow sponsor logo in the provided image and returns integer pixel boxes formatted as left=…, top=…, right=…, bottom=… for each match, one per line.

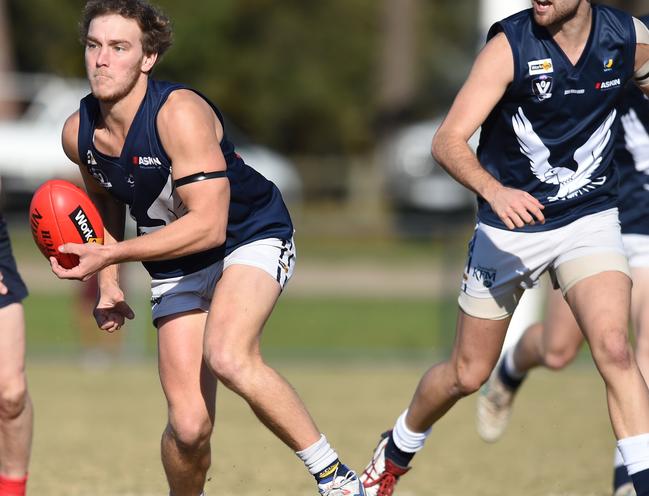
left=318, top=462, right=339, bottom=479
left=87, top=237, right=104, bottom=244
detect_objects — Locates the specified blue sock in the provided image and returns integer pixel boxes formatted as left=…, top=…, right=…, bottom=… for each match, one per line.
left=385, top=432, right=415, bottom=468
left=614, top=465, right=632, bottom=491
left=315, top=460, right=349, bottom=485
left=631, top=467, right=649, bottom=496
left=498, top=358, right=526, bottom=391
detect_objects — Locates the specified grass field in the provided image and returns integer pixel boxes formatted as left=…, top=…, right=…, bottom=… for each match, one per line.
left=26, top=361, right=614, bottom=496
left=5, top=220, right=615, bottom=495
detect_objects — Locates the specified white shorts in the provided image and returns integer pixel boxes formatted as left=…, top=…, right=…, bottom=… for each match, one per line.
left=150, top=237, right=295, bottom=325
left=458, top=209, right=630, bottom=320
left=623, top=234, right=649, bottom=268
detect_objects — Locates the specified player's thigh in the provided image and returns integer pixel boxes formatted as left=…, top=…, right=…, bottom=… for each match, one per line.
left=157, top=311, right=216, bottom=417
left=204, top=238, right=294, bottom=350
left=542, top=287, right=583, bottom=356
left=0, top=303, right=26, bottom=383
left=205, top=264, right=282, bottom=351
left=564, top=270, right=632, bottom=349
left=630, top=268, right=649, bottom=347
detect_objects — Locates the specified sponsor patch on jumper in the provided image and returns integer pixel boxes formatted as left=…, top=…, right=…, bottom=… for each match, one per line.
left=595, top=78, right=621, bottom=91
left=528, top=58, right=554, bottom=75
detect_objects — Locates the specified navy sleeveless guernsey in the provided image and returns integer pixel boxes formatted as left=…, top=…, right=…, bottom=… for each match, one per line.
left=77, top=79, right=293, bottom=279
left=478, top=5, right=635, bottom=231
left=616, top=82, right=649, bottom=235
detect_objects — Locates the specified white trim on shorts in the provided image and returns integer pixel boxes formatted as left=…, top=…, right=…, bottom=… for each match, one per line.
left=458, top=208, right=630, bottom=320
left=150, top=237, right=296, bottom=325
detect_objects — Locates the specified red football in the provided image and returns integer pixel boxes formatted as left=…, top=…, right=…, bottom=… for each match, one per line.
left=29, top=179, right=104, bottom=269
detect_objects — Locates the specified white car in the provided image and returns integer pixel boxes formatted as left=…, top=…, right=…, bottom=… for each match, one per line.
left=381, top=118, right=479, bottom=236
left=0, top=73, right=301, bottom=207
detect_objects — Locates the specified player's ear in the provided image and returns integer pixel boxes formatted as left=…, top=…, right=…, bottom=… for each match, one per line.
left=142, top=52, right=158, bottom=73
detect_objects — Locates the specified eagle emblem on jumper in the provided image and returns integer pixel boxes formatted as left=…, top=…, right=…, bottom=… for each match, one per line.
left=512, top=106, right=614, bottom=202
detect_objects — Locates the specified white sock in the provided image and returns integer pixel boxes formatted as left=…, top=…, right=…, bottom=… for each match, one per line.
left=615, top=446, right=626, bottom=469
left=296, top=434, right=339, bottom=476
left=503, top=347, right=526, bottom=379
left=618, top=433, right=649, bottom=475
left=392, top=409, right=431, bottom=453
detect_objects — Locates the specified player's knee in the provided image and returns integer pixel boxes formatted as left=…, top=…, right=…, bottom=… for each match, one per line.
left=0, top=380, right=28, bottom=421
left=205, top=347, right=255, bottom=392
left=591, top=330, right=633, bottom=371
left=454, top=360, right=490, bottom=396
left=543, top=347, right=578, bottom=371
left=169, top=414, right=212, bottom=451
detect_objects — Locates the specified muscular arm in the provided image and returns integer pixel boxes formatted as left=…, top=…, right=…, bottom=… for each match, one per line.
left=61, top=112, right=133, bottom=329
left=61, top=111, right=125, bottom=288
left=432, top=32, right=545, bottom=229
left=55, top=91, right=230, bottom=280
left=105, top=90, right=229, bottom=263
left=633, top=17, right=649, bottom=96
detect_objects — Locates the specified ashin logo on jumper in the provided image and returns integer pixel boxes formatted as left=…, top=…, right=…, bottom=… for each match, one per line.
left=528, top=58, right=553, bottom=75
left=132, top=156, right=162, bottom=166
left=68, top=207, right=102, bottom=243
left=532, top=75, right=553, bottom=101
left=472, top=266, right=497, bottom=288
left=595, top=78, right=621, bottom=90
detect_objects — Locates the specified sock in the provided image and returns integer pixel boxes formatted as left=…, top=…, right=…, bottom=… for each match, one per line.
left=0, top=474, right=27, bottom=496
left=614, top=446, right=633, bottom=490
left=618, top=434, right=649, bottom=495
left=498, top=349, right=526, bottom=390
left=386, top=410, right=431, bottom=467
left=296, top=434, right=347, bottom=484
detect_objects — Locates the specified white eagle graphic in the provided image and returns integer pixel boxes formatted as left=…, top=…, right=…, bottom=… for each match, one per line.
left=512, top=106, right=615, bottom=202
left=621, top=108, right=649, bottom=177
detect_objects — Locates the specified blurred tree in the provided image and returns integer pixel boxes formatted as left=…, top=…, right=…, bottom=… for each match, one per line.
left=3, top=1, right=483, bottom=154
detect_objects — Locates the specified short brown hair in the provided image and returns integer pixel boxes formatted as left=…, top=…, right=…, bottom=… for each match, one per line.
left=80, top=0, right=173, bottom=57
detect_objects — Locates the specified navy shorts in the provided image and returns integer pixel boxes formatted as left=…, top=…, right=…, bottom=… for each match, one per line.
left=0, top=216, right=28, bottom=309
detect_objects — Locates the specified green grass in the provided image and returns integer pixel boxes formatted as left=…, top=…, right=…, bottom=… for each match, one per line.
left=23, top=291, right=460, bottom=359
left=25, top=361, right=614, bottom=496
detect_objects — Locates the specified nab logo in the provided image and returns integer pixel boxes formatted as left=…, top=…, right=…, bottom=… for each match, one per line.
left=132, top=156, right=162, bottom=166
left=532, top=75, right=553, bottom=101
left=595, top=78, right=621, bottom=91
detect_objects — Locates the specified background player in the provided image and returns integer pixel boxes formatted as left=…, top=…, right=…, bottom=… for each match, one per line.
left=0, top=202, right=32, bottom=496
left=361, top=2, right=649, bottom=495
left=477, top=51, right=649, bottom=496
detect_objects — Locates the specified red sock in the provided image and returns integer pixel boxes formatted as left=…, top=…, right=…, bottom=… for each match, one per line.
left=0, top=474, right=27, bottom=496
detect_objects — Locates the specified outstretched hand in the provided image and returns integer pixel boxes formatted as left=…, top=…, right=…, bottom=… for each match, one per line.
left=94, top=285, right=135, bottom=333
left=50, top=242, right=111, bottom=281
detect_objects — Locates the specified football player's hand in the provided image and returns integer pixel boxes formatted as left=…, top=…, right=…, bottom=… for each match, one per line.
left=50, top=242, right=110, bottom=281
left=0, top=270, right=6, bottom=295
left=94, top=284, right=134, bottom=333
left=488, top=185, right=545, bottom=230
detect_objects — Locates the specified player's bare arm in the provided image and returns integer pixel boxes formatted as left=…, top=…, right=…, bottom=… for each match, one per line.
left=60, top=111, right=134, bottom=329
left=634, top=17, right=649, bottom=96
left=113, top=89, right=230, bottom=260
left=432, top=32, right=545, bottom=230
left=53, top=91, right=229, bottom=280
